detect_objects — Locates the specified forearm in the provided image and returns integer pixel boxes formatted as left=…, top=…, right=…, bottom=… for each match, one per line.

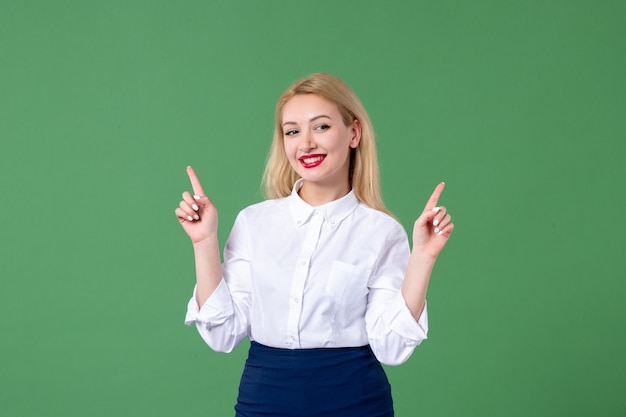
left=401, top=250, right=437, bottom=320
left=193, top=234, right=223, bottom=308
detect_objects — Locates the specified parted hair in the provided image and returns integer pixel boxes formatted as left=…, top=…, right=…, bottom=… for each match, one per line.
left=262, top=73, right=391, bottom=215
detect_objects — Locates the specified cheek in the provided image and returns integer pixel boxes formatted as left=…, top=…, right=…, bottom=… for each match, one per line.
left=283, top=140, right=294, bottom=157
left=283, top=141, right=300, bottom=165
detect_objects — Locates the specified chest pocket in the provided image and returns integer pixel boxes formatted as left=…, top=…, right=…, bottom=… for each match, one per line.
left=325, top=261, right=370, bottom=305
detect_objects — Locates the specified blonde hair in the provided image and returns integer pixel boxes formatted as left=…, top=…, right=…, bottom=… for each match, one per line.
left=262, top=73, right=391, bottom=215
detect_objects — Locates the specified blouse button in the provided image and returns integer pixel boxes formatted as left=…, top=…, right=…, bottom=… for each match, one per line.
left=293, top=297, right=299, bottom=304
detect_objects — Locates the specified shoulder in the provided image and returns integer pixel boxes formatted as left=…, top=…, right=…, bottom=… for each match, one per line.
left=236, top=197, right=290, bottom=222
left=353, top=203, right=408, bottom=241
left=241, top=197, right=288, bottom=212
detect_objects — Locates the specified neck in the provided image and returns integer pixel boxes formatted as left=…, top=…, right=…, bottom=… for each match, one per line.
left=298, top=180, right=350, bottom=206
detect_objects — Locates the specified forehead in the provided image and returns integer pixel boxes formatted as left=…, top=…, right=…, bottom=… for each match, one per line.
left=282, top=94, right=340, bottom=122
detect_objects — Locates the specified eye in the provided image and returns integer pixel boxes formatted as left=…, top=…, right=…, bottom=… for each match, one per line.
left=284, top=129, right=299, bottom=136
left=314, top=124, right=330, bottom=131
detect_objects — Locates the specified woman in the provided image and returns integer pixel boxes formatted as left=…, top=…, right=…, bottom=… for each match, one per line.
left=176, top=73, right=454, bottom=416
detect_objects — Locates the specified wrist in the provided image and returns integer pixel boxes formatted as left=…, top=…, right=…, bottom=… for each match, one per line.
left=192, top=233, right=218, bottom=249
left=410, top=247, right=438, bottom=264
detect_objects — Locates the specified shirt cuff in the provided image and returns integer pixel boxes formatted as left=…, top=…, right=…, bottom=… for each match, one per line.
left=390, top=292, right=429, bottom=345
left=184, top=279, right=234, bottom=327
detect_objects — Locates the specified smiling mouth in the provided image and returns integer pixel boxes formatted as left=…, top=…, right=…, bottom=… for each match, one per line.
left=299, top=154, right=325, bottom=168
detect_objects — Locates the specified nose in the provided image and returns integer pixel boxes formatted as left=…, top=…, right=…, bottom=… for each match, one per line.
left=298, top=130, right=316, bottom=153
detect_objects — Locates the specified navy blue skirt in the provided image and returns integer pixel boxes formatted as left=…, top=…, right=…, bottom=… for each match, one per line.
left=234, top=341, right=394, bottom=417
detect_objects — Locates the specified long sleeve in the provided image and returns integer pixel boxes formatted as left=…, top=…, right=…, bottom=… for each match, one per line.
left=365, top=226, right=428, bottom=366
left=184, top=212, right=252, bottom=353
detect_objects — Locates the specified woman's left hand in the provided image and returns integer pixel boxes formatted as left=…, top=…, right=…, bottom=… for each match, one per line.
left=412, top=182, right=455, bottom=258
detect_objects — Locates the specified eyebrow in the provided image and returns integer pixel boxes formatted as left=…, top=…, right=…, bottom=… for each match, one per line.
left=282, top=114, right=332, bottom=127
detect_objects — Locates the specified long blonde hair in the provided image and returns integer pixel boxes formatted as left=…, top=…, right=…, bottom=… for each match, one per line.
left=262, top=73, right=391, bottom=215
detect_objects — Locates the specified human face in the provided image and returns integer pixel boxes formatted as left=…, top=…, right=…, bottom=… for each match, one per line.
left=281, top=94, right=361, bottom=200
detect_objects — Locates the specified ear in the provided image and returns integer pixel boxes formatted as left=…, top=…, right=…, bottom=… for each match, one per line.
left=349, top=119, right=362, bottom=148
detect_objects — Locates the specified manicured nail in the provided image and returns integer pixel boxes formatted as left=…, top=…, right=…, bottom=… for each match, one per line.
left=194, top=195, right=201, bottom=201
left=193, top=214, right=199, bottom=220
left=187, top=216, right=193, bottom=221
left=437, top=230, right=444, bottom=236
left=434, top=227, right=440, bottom=233
left=433, top=219, right=439, bottom=227
left=432, top=207, right=440, bottom=213
left=192, top=204, right=199, bottom=211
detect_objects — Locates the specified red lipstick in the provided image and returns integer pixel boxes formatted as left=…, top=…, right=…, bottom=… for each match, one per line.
left=298, top=154, right=326, bottom=168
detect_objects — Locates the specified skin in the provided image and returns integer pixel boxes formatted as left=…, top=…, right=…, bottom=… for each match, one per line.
left=402, top=181, right=453, bottom=319
left=175, top=94, right=454, bottom=319
left=281, top=93, right=361, bottom=206
left=175, top=166, right=222, bottom=307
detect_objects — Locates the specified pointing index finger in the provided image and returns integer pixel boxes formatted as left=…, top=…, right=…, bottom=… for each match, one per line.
left=186, top=166, right=206, bottom=196
left=425, top=182, right=445, bottom=210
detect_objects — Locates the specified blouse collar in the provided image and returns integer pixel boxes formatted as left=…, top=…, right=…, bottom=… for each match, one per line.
left=289, top=179, right=359, bottom=229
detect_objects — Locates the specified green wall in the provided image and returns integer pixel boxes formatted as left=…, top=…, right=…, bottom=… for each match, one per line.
left=1, top=1, right=625, bottom=416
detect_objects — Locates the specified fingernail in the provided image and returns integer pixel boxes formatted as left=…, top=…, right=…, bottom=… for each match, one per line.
left=433, top=219, right=439, bottom=227
left=192, top=204, right=199, bottom=211
left=437, top=230, right=444, bottom=236
left=194, top=195, right=201, bottom=201
left=432, top=207, right=440, bottom=213
left=434, top=227, right=440, bottom=233
left=187, top=216, right=193, bottom=221
left=193, top=214, right=199, bottom=220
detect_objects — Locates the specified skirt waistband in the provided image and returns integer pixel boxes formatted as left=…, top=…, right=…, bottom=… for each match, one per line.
left=247, top=341, right=373, bottom=369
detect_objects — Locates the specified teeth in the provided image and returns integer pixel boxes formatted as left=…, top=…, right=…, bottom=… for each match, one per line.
left=301, top=156, right=324, bottom=164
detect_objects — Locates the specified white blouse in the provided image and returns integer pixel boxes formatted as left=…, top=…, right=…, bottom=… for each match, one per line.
left=185, top=179, right=428, bottom=366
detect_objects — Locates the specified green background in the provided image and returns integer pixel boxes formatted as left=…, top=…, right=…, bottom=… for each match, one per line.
left=2, top=1, right=625, bottom=416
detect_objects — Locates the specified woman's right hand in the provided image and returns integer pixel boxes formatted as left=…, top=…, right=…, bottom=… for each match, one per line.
left=175, top=166, right=218, bottom=244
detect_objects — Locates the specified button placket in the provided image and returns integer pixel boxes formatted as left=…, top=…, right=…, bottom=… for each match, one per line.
left=285, top=213, right=324, bottom=348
